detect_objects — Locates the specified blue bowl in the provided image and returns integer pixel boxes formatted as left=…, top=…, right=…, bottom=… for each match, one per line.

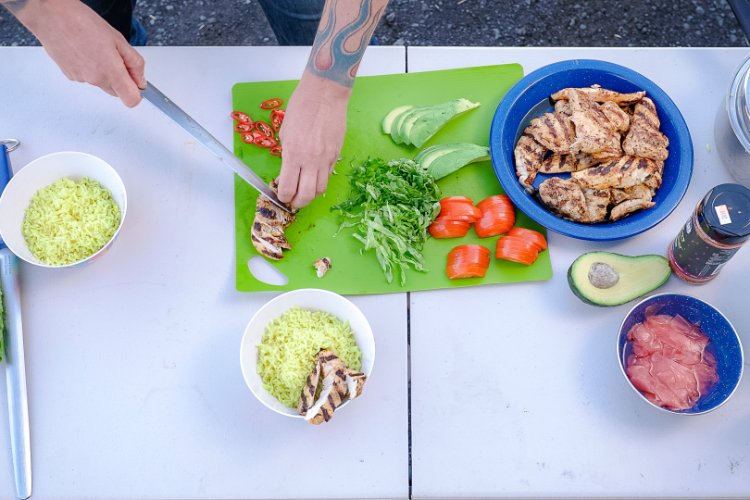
left=490, top=59, right=694, bottom=241
left=617, top=294, right=744, bottom=415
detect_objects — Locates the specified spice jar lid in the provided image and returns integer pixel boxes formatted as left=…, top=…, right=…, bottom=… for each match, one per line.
left=697, top=183, right=750, bottom=244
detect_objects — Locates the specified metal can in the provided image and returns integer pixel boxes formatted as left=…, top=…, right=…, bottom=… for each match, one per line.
left=716, top=56, right=750, bottom=187
left=668, top=183, right=750, bottom=284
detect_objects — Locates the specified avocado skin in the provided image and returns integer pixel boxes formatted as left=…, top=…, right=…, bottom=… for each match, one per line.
left=567, top=252, right=671, bottom=307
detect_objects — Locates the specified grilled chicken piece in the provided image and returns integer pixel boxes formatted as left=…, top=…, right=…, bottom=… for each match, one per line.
left=524, top=112, right=576, bottom=154
left=552, top=85, right=646, bottom=105
left=251, top=180, right=296, bottom=260
left=313, top=257, right=332, bottom=278
left=582, top=188, right=612, bottom=223
left=539, top=154, right=578, bottom=174
left=345, top=369, right=367, bottom=399
left=567, top=91, right=623, bottom=160
left=611, top=184, right=656, bottom=204
left=623, top=97, right=669, bottom=161
left=572, top=155, right=662, bottom=190
left=299, top=350, right=367, bottom=425
left=514, top=134, right=547, bottom=189
left=297, top=357, right=322, bottom=416
left=575, top=153, right=600, bottom=170
left=554, top=99, right=571, bottom=115
left=538, top=177, right=588, bottom=221
left=600, top=101, right=630, bottom=132
left=610, top=198, right=656, bottom=221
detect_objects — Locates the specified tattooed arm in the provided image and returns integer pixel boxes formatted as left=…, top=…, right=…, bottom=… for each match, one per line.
left=277, top=0, right=389, bottom=208
left=2, top=0, right=145, bottom=107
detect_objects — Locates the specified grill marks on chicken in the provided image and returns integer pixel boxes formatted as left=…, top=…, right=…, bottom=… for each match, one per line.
left=513, top=85, right=669, bottom=223
left=251, top=180, right=296, bottom=260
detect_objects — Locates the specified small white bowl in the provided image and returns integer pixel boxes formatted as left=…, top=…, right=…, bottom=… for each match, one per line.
left=0, top=151, right=127, bottom=268
left=240, top=289, right=375, bottom=419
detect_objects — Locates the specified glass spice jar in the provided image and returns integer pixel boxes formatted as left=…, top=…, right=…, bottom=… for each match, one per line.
left=668, top=183, right=750, bottom=284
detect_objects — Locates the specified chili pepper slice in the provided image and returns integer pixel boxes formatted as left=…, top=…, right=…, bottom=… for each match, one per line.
left=446, top=244, right=491, bottom=279
left=254, top=136, right=278, bottom=149
left=439, top=197, right=481, bottom=223
left=428, top=218, right=471, bottom=239
left=241, top=133, right=255, bottom=144
left=260, top=98, right=283, bottom=110
left=255, top=121, right=274, bottom=138
left=235, top=122, right=254, bottom=133
left=475, top=194, right=516, bottom=238
left=507, top=227, right=547, bottom=252
left=269, top=146, right=283, bottom=156
left=231, top=111, right=252, bottom=124
left=270, top=109, right=285, bottom=131
left=495, top=236, right=539, bottom=266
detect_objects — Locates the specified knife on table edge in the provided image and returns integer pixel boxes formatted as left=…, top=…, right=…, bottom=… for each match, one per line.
left=140, top=82, right=291, bottom=213
left=0, top=141, right=32, bottom=500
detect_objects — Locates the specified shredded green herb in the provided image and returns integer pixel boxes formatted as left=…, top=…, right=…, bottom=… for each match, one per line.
left=333, top=158, right=441, bottom=285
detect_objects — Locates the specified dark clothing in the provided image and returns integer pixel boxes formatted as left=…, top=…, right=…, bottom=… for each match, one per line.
left=82, top=0, right=135, bottom=41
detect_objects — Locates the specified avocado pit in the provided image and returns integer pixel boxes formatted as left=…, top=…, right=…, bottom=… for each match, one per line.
left=588, top=262, right=620, bottom=289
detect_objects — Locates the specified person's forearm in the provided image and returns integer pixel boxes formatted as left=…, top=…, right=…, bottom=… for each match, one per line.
left=306, top=0, right=389, bottom=88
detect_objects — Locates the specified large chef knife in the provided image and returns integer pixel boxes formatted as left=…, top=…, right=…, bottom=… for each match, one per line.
left=0, top=139, right=31, bottom=500
left=141, top=82, right=290, bottom=212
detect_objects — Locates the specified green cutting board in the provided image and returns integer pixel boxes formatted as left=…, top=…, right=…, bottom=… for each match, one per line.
left=234, top=64, right=553, bottom=294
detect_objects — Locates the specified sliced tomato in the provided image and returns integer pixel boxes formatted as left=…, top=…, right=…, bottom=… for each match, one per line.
left=260, top=98, right=283, bottom=110
left=475, top=194, right=515, bottom=238
left=231, top=111, right=252, bottom=124
left=507, top=227, right=547, bottom=252
left=235, top=122, right=253, bottom=133
left=429, top=218, right=471, bottom=239
left=269, top=145, right=283, bottom=156
left=446, top=244, right=491, bottom=279
left=255, top=121, right=274, bottom=138
left=439, top=197, right=481, bottom=222
left=254, top=136, right=278, bottom=149
left=495, top=235, right=539, bottom=266
left=270, top=109, right=285, bottom=131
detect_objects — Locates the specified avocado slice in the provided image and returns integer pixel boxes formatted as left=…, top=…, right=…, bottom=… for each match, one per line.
left=382, top=105, right=414, bottom=135
left=408, top=98, right=480, bottom=148
left=389, top=106, right=417, bottom=144
left=397, top=107, right=436, bottom=146
left=568, top=252, right=671, bottom=307
left=421, top=143, right=490, bottom=180
left=415, top=144, right=466, bottom=168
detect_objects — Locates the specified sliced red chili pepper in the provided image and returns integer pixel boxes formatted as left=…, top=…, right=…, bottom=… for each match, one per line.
left=241, top=133, right=255, bottom=144
left=254, top=136, right=278, bottom=149
left=495, top=236, right=539, bottom=266
left=255, top=121, right=274, bottom=138
left=439, top=197, right=481, bottom=223
left=270, top=109, right=285, bottom=131
left=475, top=194, right=516, bottom=238
left=235, top=122, right=254, bottom=133
left=507, top=227, right=548, bottom=252
left=231, top=111, right=252, bottom=124
left=446, top=244, right=491, bottom=279
left=269, top=146, right=283, bottom=156
left=429, top=218, right=471, bottom=239
left=260, top=98, right=283, bottom=110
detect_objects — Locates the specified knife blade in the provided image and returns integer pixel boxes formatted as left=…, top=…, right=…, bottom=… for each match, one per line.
left=0, top=142, right=31, bottom=500
left=140, top=82, right=291, bottom=212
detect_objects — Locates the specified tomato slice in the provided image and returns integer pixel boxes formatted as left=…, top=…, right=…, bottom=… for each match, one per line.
left=254, top=136, right=278, bottom=148
left=429, top=218, right=471, bottom=239
left=495, top=236, right=539, bottom=265
left=270, top=109, right=285, bottom=131
left=231, top=111, right=252, bottom=124
left=446, top=244, right=490, bottom=279
left=269, top=146, right=283, bottom=156
left=235, top=122, right=253, bottom=133
left=475, top=194, right=515, bottom=238
left=507, top=227, right=547, bottom=252
left=255, top=121, right=274, bottom=138
left=260, top=98, right=283, bottom=110
left=439, top=197, right=481, bottom=223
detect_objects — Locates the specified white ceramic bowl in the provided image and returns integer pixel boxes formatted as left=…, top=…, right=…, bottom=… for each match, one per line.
left=0, top=151, right=127, bottom=268
left=240, top=289, right=375, bottom=418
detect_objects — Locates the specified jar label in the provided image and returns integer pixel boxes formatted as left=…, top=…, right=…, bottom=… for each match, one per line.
left=715, top=204, right=732, bottom=225
left=671, top=220, right=740, bottom=279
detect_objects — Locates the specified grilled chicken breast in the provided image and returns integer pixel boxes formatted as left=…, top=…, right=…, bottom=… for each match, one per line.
left=566, top=90, right=622, bottom=160
left=251, top=180, right=296, bottom=260
left=611, top=184, right=656, bottom=205
left=600, top=101, right=630, bottom=132
left=513, top=134, right=547, bottom=189
left=572, top=155, right=662, bottom=190
left=582, top=188, right=612, bottom=223
left=539, top=154, right=578, bottom=174
left=538, top=177, right=588, bottom=221
left=524, top=112, right=576, bottom=154
left=552, top=85, right=646, bottom=105
left=610, top=198, right=656, bottom=221
left=622, top=97, right=669, bottom=161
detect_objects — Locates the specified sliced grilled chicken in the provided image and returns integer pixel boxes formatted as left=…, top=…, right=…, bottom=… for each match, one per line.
left=623, top=97, right=669, bottom=161
left=345, top=369, right=367, bottom=399
left=513, top=134, right=547, bottom=189
left=296, top=357, right=322, bottom=416
left=524, top=112, right=576, bottom=154
left=251, top=180, right=296, bottom=260
left=538, top=177, right=588, bottom=221
left=552, top=85, right=646, bottom=105
left=299, top=350, right=367, bottom=425
left=572, top=155, right=662, bottom=190
left=539, top=154, right=579, bottom=174
left=610, top=198, right=656, bottom=221
left=313, top=257, right=332, bottom=278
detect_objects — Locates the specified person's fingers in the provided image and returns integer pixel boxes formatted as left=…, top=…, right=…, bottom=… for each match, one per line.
left=110, top=64, right=142, bottom=108
left=292, top=169, right=318, bottom=209
left=277, top=159, right=301, bottom=203
left=118, top=40, right=146, bottom=89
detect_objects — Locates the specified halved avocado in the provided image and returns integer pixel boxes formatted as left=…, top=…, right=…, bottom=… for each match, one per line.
left=382, top=105, right=414, bottom=135
left=568, top=252, right=671, bottom=307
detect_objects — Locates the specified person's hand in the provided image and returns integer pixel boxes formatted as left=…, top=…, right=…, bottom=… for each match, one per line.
left=16, top=0, right=145, bottom=107
left=276, top=72, right=351, bottom=208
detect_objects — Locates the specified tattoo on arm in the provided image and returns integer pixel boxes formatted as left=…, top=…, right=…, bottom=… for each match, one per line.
left=308, top=0, right=388, bottom=87
left=1, top=0, right=29, bottom=13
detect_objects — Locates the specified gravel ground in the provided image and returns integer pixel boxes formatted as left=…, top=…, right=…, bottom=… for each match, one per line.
left=0, top=0, right=748, bottom=47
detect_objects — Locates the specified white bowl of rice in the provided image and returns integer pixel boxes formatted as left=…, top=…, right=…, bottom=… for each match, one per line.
left=240, top=289, right=375, bottom=419
left=0, top=151, right=126, bottom=268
